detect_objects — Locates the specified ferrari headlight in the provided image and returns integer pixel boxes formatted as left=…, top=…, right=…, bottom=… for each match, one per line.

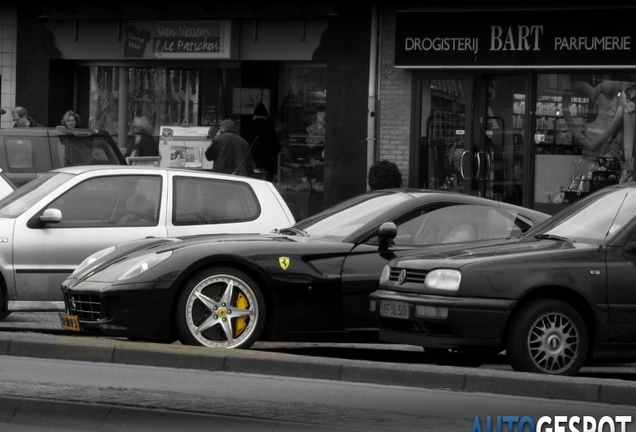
left=72, top=246, right=116, bottom=276
left=379, top=265, right=391, bottom=284
left=118, top=251, right=172, bottom=281
left=424, top=269, right=461, bottom=293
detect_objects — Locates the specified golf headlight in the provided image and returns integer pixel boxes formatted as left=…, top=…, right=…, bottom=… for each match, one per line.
left=379, top=265, right=391, bottom=284
left=118, top=251, right=172, bottom=281
left=424, top=269, right=461, bottom=293
left=72, top=246, right=116, bottom=276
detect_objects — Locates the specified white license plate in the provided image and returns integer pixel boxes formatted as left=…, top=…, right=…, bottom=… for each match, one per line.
left=59, top=313, right=81, bottom=331
left=379, top=300, right=409, bottom=319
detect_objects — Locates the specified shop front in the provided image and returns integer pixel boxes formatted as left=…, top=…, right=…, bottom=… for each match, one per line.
left=40, top=9, right=333, bottom=220
left=394, top=7, right=636, bottom=214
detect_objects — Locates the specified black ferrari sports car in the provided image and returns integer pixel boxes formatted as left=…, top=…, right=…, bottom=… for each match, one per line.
left=60, top=189, right=548, bottom=349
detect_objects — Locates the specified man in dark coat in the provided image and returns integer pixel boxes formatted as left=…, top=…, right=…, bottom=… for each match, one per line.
left=11, top=107, right=42, bottom=128
left=241, top=104, right=281, bottom=181
left=205, top=120, right=254, bottom=177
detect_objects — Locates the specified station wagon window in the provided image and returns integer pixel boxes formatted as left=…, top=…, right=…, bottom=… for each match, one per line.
left=173, top=176, right=260, bottom=225
left=53, top=135, right=123, bottom=168
left=45, top=175, right=162, bottom=228
left=4, top=139, right=34, bottom=170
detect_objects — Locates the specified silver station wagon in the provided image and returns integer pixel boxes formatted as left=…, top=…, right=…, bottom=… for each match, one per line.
left=0, top=165, right=295, bottom=318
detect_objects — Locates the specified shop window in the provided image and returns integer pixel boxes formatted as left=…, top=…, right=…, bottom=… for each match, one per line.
left=277, top=67, right=326, bottom=220
left=534, top=73, right=636, bottom=209
left=88, top=67, right=200, bottom=140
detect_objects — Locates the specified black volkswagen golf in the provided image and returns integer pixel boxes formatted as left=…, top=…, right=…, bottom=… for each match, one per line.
left=371, top=182, right=636, bottom=376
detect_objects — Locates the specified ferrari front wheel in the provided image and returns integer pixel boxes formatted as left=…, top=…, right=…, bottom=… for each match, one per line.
left=176, top=266, right=265, bottom=349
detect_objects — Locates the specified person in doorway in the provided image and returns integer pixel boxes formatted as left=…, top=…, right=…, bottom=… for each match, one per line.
left=11, top=106, right=41, bottom=128
left=126, top=116, right=159, bottom=160
left=241, top=103, right=281, bottom=181
left=58, top=110, right=82, bottom=129
left=205, top=119, right=254, bottom=177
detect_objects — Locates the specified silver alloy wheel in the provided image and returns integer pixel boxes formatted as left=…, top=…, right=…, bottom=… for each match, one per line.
left=184, top=273, right=258, bottom=348
left=527, top=311, right=579, bottom=374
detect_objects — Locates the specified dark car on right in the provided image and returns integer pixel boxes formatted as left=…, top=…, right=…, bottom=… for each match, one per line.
left=371, top=182, right=636, bottom=376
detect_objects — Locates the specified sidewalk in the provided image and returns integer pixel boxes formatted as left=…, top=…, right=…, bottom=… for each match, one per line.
left=0, top=331, right=634, bottom=407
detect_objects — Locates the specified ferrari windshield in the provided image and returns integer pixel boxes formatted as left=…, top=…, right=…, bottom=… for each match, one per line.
left=294, top=191, right=414, bottom=240
left=527, top=187, right=636, bottom=245
left=0, top=172, right=74, bottom=219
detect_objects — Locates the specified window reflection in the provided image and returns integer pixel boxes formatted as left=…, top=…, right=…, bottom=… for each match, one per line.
left=534, top=74, right=636, bottom=207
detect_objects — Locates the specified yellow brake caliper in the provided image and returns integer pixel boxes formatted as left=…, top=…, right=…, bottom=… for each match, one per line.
left=233, top=292, right=249, bottom=337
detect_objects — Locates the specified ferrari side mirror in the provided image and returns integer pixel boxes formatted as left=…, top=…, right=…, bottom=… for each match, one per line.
left=378, top=222, right=397, bottom=245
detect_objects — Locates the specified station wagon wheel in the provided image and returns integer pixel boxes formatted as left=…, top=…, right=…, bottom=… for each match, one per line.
left=176, top=266, right=265, bottom=349
left=506, top=299, right=588, bottom=376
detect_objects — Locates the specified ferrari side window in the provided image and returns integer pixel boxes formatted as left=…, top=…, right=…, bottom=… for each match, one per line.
left=411, top=205, right=483, bottom=245
left=394, top=211, right=429, bottom=245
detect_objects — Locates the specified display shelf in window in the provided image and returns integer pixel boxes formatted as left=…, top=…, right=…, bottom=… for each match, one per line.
left=430, top=111, right=464, bottom=140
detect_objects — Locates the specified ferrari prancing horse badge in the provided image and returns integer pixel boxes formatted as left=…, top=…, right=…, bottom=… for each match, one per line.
left=279, top=257, right=290, bottom=270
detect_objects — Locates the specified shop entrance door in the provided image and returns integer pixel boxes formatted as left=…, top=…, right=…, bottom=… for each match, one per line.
left=414, top=75, right=474, bottom=193
left=476, top=74, right=530, bottom=206
left=415, top=73, right=530, bottom=207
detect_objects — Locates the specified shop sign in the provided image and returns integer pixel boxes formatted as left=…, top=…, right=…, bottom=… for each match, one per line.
left=395, top=9, right=636, bottom=68
left=124, top=21, right=235, bottom=59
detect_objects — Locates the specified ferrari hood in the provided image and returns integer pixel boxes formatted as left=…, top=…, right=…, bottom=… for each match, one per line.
left=68, top=232, right=342, bottom=282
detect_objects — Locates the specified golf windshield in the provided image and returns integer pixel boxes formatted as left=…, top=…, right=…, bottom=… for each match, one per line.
left=528, top=188, right=636, bottom=245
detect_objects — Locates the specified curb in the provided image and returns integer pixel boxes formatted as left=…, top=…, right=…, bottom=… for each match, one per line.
left=1, top=331, right=634, bottom=407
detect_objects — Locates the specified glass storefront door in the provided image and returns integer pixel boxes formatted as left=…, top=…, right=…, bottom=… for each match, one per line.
left=416, top=75, right=473, bottom=193
left=480, top=75, right=529, bottom=206
left=416, top=73, right=530, bottom=207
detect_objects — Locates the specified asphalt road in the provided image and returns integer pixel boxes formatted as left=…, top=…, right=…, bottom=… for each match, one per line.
left=1, top=354, right=635, bottom=432
left=1, top=312, right=635, bottom=382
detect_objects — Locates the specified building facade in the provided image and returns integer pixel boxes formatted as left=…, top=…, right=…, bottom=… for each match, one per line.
left=3, top=3, right=636, bottom=218
left=378, top=4, right=636, bottom=215
left=2, top=3, right=372, bottom=220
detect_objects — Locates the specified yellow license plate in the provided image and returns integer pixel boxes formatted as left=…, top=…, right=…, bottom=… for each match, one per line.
left=59, top=313, right=81, bottom=331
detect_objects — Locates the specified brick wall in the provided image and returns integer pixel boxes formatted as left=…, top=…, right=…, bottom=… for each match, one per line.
left=378, top=6, right=412, bottom=187
left=0, top=4, right=17, bottom=129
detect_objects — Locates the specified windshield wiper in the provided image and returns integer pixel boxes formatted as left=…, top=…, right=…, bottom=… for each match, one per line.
left=274, top=227, right=308, bottom=236
left=534, top=234, right=572, bottom=242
